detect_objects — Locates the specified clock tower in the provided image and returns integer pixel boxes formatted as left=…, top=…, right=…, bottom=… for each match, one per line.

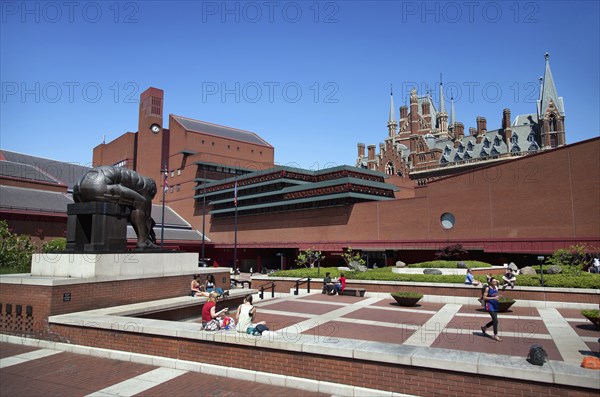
left=136, top=87, right=167, bottom=194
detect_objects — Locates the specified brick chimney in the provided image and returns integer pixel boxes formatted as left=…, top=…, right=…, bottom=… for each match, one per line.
left=476, top=116, right=487, bottom=136
left=502, top=108, right=511, bottom=129
left=367, top=145, right=376, bottom=161
left=357, top=143, right=365, bottom=158
left=503, top=109, right=513, bottom=148
left=469, top=127, right=477, bottom=136
left=454, top=122, right=465, bottom=140
left=421, top=101, right=430, bottom=116
left=400, top=106, right=408, bottom=119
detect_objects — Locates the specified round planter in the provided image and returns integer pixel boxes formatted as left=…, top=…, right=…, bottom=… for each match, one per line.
left=392, top=296, right=422, bottom=306
left=497, top=300, right=516, bottom=312
left=583, top=314, right=600, bottom=328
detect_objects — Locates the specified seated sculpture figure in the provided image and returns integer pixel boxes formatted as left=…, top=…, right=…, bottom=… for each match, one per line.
left=73, top=166, right=158, bottom=249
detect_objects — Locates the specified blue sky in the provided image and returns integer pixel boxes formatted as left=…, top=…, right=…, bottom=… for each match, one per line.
left=1, top=1, right=599, bottom=170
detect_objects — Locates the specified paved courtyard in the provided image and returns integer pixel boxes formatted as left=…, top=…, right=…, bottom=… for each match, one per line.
left=1, top=292, right=598, bottom=396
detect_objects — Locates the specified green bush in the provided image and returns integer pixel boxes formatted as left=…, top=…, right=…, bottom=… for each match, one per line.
left=408, top=260, right=490, bottom=269
left=269, top=266, right=600, bottom=289
left=391, top=291, right=423, bottom=299
left=0, top=220, right=35, bottom=274
left=499, top=297, right=515, bottom=303
left=42, top=238, right=66, bottom=252
left=581, top=309, right=599, bottom=319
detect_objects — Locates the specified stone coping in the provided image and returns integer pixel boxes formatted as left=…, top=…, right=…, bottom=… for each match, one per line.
left=0, top=267, right=230, bottom=286
left=257, top=275, right=600, bottom=295
left=47, top=293, right=600, bottom=390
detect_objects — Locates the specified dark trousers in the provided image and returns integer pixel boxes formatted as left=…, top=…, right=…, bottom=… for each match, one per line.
left=485, top=311, right=498, bottom=335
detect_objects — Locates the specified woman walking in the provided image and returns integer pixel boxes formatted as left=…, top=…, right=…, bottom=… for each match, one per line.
left=481, top=277, right=502, bottom=341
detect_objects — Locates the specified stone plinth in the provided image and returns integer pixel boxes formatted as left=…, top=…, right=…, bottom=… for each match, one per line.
left=66, top=202, right=130, bottom=252
left=31, top=252, right=200, bottom=278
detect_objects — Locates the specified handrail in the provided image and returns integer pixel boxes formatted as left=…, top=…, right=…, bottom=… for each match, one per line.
left=259, top=282, right=276, bottom=299
left=294, top=277, right=311, bottom=296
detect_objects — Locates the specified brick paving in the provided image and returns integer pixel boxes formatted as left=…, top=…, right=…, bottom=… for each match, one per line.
left=1, top=293, right=598, bottom=396
left=0, top=343, right=329, bottom=397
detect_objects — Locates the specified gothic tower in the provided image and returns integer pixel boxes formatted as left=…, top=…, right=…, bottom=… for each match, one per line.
left=387, top=86, right=397, bottom=137
left=436, top=75, right=448, bottom=138
left=538, top=53, right=566, bottom=149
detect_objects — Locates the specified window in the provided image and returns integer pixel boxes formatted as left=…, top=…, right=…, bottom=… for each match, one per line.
left=458, top=144, right=464, bottom=154
left=177, top=169, right=181, bottom=176
left=511, top=145, right=521, bottom=153
left=483, top=139, right=490, bottom=149
left=170, top=186, right=174, bottom=193
left=467, top=141, right=473, bottom=151
left=176, top=184, right=181, bottom=192
left=170, top=171, right=174, bottom=178
left=511, top=134, right=518, bottom=144
left=494, top=136, right=501, bottom=146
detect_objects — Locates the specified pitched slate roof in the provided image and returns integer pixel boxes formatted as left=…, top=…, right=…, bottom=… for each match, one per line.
left=172, top=115, right=272, bottom=147
left=0, top=185, right=71, bottom=213
left=0, top=150, right=91, bottom=190
left=0, top=160, right=63, bottom=185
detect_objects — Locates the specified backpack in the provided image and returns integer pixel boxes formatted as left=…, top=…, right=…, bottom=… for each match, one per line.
left=581, top=356, right=600, bottom=370
left=527, top=344, right=548, bottom=366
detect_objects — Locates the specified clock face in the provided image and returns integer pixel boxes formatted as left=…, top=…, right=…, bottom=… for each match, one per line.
left=150, top=124, right=161, bottom=134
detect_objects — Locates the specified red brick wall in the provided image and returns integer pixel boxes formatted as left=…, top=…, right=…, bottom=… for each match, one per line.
left=0, top=274, right=231, bottom=337
left=92, top=132, right=136, bottom=168
left=46, top=324, right=597, bottom=397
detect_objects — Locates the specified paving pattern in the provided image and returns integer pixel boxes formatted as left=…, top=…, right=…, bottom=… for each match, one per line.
left=1, top=292, right=598, bottom=396
left=0, top=343, right=330, bottom=397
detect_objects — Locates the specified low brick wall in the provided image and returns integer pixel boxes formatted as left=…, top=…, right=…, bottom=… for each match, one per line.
left=0, top=271, right=231, bottom=338
left=251, top=276, right=599, bottom=305
left=46, top=324, right=597, bottom=397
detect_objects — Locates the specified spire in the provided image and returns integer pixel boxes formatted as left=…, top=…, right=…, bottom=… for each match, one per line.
left=540, top=52, right=564, bottom=116
left=438, top=73, right=446, bottom=114
left=388, top=84, right=396, bottom=124
left=450, top=96, right=455, bottom=127
left=387, top=85, right=397, bottom=136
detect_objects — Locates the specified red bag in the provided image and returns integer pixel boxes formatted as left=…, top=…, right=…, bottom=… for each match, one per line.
left=581, top=356, right=600, bottom=370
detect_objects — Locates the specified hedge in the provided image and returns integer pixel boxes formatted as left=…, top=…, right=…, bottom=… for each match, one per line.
left=269, top=267, right=600, bottom=289
left=407, top=260, right=490, bottom=269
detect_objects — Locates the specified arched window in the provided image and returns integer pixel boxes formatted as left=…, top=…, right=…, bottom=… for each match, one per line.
left=467, top=141, right=473, bottom=151
left=511, top=134, right=518, bottom=144
left=483, top=138, right=491, bottom=149
left=549, top=114, right=557, bottom=132
left=494, top=136, right=501, bottom=146
left=385, top=162, right=395, bottom=175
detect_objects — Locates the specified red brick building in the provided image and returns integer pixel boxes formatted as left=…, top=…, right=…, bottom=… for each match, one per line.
left=357, top=53, right=567, bottom=185
left=92, top=76, right=598, bottom=271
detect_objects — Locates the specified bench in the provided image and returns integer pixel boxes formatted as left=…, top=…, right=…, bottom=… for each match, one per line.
left=340, top=287, right=366, bottom=297
left=231, top=279, right=252, bottom=289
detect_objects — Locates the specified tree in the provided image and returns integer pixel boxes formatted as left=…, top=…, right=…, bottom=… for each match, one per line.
left=0, top=220, right=35, bottom=273
left=295, top=249, right=325, bottom=268
left=545, top=243, right=599, bottom=276
left=434, top=244, right=467, bottom=261
left=341, top=247, right=367, bottom=272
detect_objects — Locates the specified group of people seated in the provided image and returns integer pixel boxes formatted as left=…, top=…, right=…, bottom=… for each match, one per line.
left=200, top=292, right=268, bottom=334
left=323, top=272, right=346, bottom=295
left=464, top=268, right=516, bottom=290
left=190, top=273, right=229, bottom=298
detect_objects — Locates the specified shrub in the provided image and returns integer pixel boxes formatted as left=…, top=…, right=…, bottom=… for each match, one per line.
left=0, top=220, right=35, bottom=274
left=42, top=238, right=66, bottom=253
left=391, top=291, right=423, bottom=299
left=545, top=243, right=599, bottom=276
left=499, top=297, right=515, bottom=303
left=581, top=309, right=599, bottom=319
left=408, top=260, right=490, bottom=268
left=434, top=244, right=467, bottom=260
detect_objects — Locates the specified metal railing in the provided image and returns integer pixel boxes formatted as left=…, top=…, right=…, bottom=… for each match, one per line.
left=259, top=282, right=276, bottom=299
left=294, top=277, right=311, bottom=295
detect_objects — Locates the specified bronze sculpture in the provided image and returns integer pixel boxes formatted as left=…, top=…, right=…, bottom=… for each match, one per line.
left=73, top=166, right=158, bottom=249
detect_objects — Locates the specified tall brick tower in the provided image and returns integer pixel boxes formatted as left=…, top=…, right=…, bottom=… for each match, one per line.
left=136, top=87, right=167, bottom=193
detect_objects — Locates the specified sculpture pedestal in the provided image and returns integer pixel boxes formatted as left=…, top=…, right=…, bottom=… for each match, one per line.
left=66, top=202, right=130, bottom=252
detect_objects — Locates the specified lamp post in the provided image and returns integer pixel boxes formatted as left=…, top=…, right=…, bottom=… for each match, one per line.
left=276, top=252, right=283, bottom=271
left=537, top=256, right=545, bottom=287
left=160, top=165, right=167, bottom=248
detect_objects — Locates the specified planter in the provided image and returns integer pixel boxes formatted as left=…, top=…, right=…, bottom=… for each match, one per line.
left=391, top=292, right=423, bottom=306
left=581, top=310, right=600, bottom=328
left=497, top=299, right=516, bottom=312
